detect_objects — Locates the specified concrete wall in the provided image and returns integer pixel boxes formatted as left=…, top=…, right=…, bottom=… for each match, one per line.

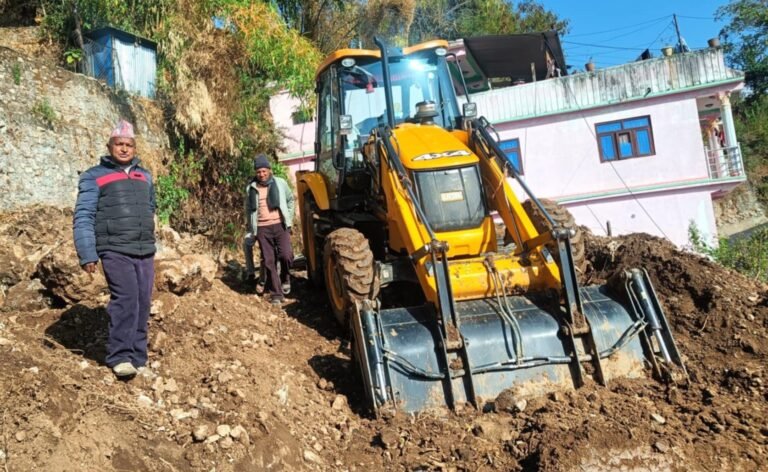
left=0, top=45, right=170, bottom=211
left=270, top=91, right=315, bottom=159
left=564, top=188, right=717, bottom=247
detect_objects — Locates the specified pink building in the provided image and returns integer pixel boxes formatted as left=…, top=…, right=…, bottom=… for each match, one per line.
left=270, top=46, right=745, bottom=247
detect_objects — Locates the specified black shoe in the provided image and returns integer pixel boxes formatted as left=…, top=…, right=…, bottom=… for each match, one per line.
left=270, top=295, right=284, bottom=306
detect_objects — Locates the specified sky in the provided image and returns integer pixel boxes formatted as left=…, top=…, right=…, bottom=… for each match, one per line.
left=540, top=0, right=731, bottom=69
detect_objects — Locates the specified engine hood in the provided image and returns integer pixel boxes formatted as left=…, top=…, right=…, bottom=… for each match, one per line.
left=392, top=124, right=478, bottom=171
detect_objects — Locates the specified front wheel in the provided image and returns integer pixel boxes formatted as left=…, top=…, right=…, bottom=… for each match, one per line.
left=523, top=199, right=586, bottom=278
left=323, top=228, right=379, bottom=326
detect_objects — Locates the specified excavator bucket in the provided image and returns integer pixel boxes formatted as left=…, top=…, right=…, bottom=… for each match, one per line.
left=351, top=269, right=685, bottom=415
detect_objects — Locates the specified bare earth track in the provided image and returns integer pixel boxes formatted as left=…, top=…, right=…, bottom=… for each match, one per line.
left=0, top=207, right=766, bottom=471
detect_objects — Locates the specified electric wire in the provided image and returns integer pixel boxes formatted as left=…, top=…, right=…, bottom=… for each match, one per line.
left=565, top=15, right=673, bottom=38
left=676, top=15, right=718, bottom=20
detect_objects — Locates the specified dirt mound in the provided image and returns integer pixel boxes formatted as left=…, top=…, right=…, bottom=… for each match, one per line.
left=0, top=211, right=765, bottom=471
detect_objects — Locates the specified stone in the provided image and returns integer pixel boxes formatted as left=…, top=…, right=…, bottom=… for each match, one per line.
left=230, top=425, right=245, bottom=440
left=164, top=378, right=179, bottom=392
left=303, top=449, right=323, bottom=464
left=217, top=371, right=234, bottom=384
left=205, top=434, right=220, bottom=444
left=192, top=425, right=208, bottom=442
left=219, top=436, right=234, bottom=449
left=137, top=395, right=153, bottom=408
left=650, top=413, right=666, bottom=425
left=494, top=388, right=526, bottom=413
left=15, top=431, right=26, bottom=442
left=36, top=240, right=109, bottom=304
left=216, top=424, right=231, bottom=437
left=654, top=441, right=670, bottom=453
left=379, top=430, right=399, bottom=450
left=154, top=254, right=217, bottom=294
left=331, top=395, right=347, bottom=410
left=170, top=409, right=192, bottom=421
left=2, top=279, right=50, bottom=311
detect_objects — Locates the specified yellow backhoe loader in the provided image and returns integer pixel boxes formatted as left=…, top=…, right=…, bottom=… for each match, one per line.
left=297, top=38, right=686, bottom=415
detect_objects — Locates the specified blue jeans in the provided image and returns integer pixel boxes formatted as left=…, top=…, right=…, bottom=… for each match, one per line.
left=101, top=251, right=155, bottom=368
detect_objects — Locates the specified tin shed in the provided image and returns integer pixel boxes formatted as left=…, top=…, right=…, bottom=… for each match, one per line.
left=83, top=26, right=157, bottom=98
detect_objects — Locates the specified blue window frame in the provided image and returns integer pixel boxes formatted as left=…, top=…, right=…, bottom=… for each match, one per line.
left=595, top=116, right=655, bottom=162
left=498, top=138, right=523, bottom=174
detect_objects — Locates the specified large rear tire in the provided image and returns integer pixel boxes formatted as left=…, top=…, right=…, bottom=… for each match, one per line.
left=301, top=195, right=324, bottom=287
left=323, top=228, right=379, bottom=326
left=523, top=199, right=586, bottom=277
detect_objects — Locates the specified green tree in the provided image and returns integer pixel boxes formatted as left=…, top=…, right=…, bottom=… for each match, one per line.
left=717, top=0, right=768, bottom=98
left=718, top=1, right=768, bottom=208
left=409, top=0, right=568, bottom=44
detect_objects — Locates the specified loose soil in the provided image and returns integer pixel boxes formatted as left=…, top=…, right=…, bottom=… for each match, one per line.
left=0, top=209, right=766, bottom=471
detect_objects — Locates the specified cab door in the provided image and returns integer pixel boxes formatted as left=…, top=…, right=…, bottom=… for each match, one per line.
left=315, top=67, right=341, bottom=200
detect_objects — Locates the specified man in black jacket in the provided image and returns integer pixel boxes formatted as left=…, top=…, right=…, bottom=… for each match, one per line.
left=73, top=120, right=156, bottom=379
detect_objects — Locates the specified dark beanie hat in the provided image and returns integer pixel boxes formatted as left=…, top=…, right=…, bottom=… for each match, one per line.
left=253, top=154, right=271, bottom=170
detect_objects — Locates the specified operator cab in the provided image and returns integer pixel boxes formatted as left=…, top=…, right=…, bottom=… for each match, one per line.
left=314, top=41, right=463, bottom=208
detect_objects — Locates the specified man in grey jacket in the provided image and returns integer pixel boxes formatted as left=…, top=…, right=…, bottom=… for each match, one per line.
left=244, top=154, right=295, bottom=305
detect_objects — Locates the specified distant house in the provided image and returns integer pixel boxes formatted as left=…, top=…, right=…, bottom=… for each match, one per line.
left=82, top=26, right=157, bottom=98
left=270, top=38, right=745, bottom=247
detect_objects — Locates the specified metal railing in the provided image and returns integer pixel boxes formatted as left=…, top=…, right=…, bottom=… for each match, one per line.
left=464, top=48, right=744, bottom=123
left=706, top=144, right=745, bottom=180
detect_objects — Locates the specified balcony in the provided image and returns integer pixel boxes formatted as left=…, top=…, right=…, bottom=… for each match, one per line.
left=465, top=48, right=744, bottom=123
left=707, top=145, right=745, bottom=181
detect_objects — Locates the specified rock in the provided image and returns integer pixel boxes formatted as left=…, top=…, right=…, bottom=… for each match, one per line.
left=217, top=371, right=234, bottom=384
left=170, top=409, right=193, bottom=421
left=137, top=395, right=153, bottom=408
left=219, top=436, right=234, bottom=449
left=0, top=337, right=12, bottom=346
left=313, top=442, right=323, bottom=452
left=154, top=254, right=217, bottom=294
left=494, top=388, right=526, bottom=413
left=205, top=434, right=221, bottom=444
left=379, top=430, right=399, bottom=450
left=79, top=360, right=90, bottom=370
left=164, top=378, right=179, bottom=393
left=2, top=279, right=50, bottom=311
left=37, top=242, right=108, bottom=304
left=150, top=292, right=180, bottom=317
left=331, top=395, right=347, bottom=410
left=653, top=441, right=670, bottom=453
left=549, top=391, right=564, bottom=402
left=15, top=431, right=26, bottom=442
left=274, top=385, right=288, bottom=405
left=0, top=449, right=5, bottom=461
left=650, top=413, right=666, bottom=425
left=216, top=424, right=231, bottom=437
left=230, top=425, right=245, bottom=440
left=303, top=449, right=324, bottom=464
left=192, top=425, right=209, bottom=442
left=150, top=331, right=168, bottom=351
